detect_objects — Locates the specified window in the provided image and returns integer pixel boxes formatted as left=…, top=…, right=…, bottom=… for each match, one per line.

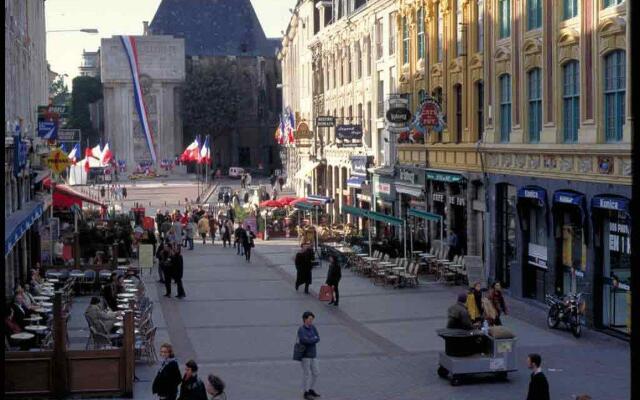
left=238, top=147, right=251, bottom=167
left=357, top=103, right=363, bottom=127
left=433, top=87, right=443, bottom=142
left=366, top=36, right=372, bottom=76
left=348, top=105, right=353, bottom=121
left=375, top=19, right=383, bottom=60
left=418, top=89, right=427, bottom=104
left=333, top=55, right=337, bottom=88
left=563, top=0, right=578, bottom=19
left=356, top=42, right=362, bottom=79
left=437, top=3, right=443, bottom=62
left=527, top=0, right=542, bottom=30
left=347, top=46, right=352, bottom=83
left=603, top=0, right=624, bottom=8
left=604, top=50, right=626, bottom=142
left=528, top=68, right=542, bottom=143
left=499, top=0, right=511, bottom=38
left=402, top=16, right=410, bottom=64
left=389, top=13, right=397, bottom=56
left=417, top=8, right=425, bottom=60
left=366, top=102, right=372, bottom=146
left=340, top=50, right=344, bottom=86
left=563, top=61, right=580, bottom=143
left=477, top=81, right=484, bottom=141
left=454, top=84, right=463, bottom=143
left=500, top=74, right=512, bottom=143
left=477, top=0, right=484, bottom=52
left=496, top=183, right=516, bottom=288
left=390, top=66, right=396, bottom=94
left=456, top=0, right=464, bottom=56
left=377, top=76, right=385, bottom=118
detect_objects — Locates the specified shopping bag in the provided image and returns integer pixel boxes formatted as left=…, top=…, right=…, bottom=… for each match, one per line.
left=318, top=285, right=333, bottom=301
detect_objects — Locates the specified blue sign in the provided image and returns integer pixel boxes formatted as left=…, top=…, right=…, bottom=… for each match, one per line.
left=591, top=195, right=630, bottom=212
left=13, top=132, right=28, bottom=177
left=553, top=190, right=584, bottom=206
left=38, top=121, right=58, bottom=139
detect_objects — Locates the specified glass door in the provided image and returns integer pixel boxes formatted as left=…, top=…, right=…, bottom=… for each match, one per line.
left=601, top=212, right=631, bottom=334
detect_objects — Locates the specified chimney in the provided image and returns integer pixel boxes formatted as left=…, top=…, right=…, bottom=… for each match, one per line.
left=143, top=21, right=149, bottom=36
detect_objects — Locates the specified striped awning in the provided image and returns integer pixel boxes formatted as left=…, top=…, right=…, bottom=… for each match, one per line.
left=5, top=200, right=44, bottom=254
left=342, top=205, right=368, bottom=218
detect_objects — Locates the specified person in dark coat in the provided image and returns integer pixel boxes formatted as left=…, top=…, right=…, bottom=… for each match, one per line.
left=172, top=246, right=186, bottom=298
left=488, top=281, right=508, bottom=325
left=243, top=225, right=256, bottom=262
left=101, top=272, right=119, bottom=311
left=178, top=360, right=207, bottom=400
left=295, top=245, right=314, bottom=294
left=297, top=311, right=320, bottom=400
left=221, top=222, right=231, bottom=248
left=161, top=248, right=174, bottom=298
left=446, top=293, right=474, bottom=330
left=526, top=353, right=550, bottom=400
left=153, top=343, right=182, bottom=400
left=156, top=242, right=169, bottom=283
left=122, top=187, right=127, bottom=199
left=325, top=255, right=342, bottom=306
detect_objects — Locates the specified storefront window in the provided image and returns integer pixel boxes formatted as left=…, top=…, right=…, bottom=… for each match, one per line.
left=496, top=183, right=516, bottom=287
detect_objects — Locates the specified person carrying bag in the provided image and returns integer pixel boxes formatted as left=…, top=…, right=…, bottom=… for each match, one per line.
left=293, top=311, right=320, bottom=400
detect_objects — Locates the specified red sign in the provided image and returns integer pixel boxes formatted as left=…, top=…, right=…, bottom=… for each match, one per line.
left=143, top=217, right=155, bottom=230
left=420, top=101, right=439, bottom=127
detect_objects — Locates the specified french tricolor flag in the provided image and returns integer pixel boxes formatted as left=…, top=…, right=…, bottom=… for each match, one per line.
left=180, top=137, right=200, bottom=162
left=68, top=143, right=80, bottom=165
left=199, top=136, right=211, bottom=165
left=101, top=142, right=114, bottom=164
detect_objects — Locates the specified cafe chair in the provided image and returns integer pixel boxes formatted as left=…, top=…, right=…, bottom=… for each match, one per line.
left=88, top=326, right=114, bottom=350
left=58, top=268, right=70, bottom=281
left=82, top=270, right=97, bottom=294
left=98, top=269, right=112, bottom=284
left=135, top=327, right=157, bottom=364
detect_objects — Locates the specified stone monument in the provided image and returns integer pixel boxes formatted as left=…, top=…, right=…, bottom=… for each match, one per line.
left=101, top=35, right=185, bottom=168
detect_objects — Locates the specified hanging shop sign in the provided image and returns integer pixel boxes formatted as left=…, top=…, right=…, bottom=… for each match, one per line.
left=350, top=155, right=369, bottom=176
left=295, top=121, right=313, bottom=140
left=13, top=137, right=29, bottom=177
left=47, top=147, right=70, bottom=175
left=386, top=107, right=412, bottom=124
left=398, top=168, right=417, bottom=184
left=57, top=129, right=82, bottom=150
left=37, top=104, right=67, bottom=140
left=375, top=181, right=391, bottom=195
left=316, top=116, right=336, bottom=128
left=336, top=124, right=363, bottom=147
left=591, top=195, right=630, bottom=213
left=528, top=243, right=548, bottom=269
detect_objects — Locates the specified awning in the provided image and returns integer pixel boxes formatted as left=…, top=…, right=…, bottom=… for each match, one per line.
left=5, top=200, right=44, bottom=254
left=591, top=195, right=630, bottom=213
left=407, top=208, right=442, bottom=222
left=395, top=183, right=423, bottom=197
left=553, top=190, right=585, bottom=206
left=426, top=169, right=465, bottom=183
left=517, top=186, right=547, bottom=207
left=53, top=184, right=107, bottom=209
left=347, top=175, right=366, bottom=189
left=342, top=205, right=368, bottom=218
left=366, top=210, right=404, bottom=225
left=294, top=160, right=320, bottom=180
left=294, top=201, right=320, bottom=211
left=368, top=166, right=395, bottom=176
left=307, top=194, right=334, bottom=204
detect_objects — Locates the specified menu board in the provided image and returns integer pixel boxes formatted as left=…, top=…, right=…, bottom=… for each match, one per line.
left=138, top=244, right=154, bottom=270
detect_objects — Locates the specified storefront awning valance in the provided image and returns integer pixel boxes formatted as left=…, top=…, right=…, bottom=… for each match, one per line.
left=591, top=195, right=630, bottom=213
left=426, top=169, right=465, bottom=183
left=347, top=175, right=366, bottom=189
left=294, top=201, right=320, bottom=211
left=366, top=210, right=404, bottom=225
left=407, top=208, right=442, bottom=222
left=307, top=194, right=334, bottom=204
left=53, top=184, right=107, bottom=209
left=553, top=190, right=585, bottom=206
left=5, top=200, right=44, bottom=254
left=342, top=205, right=368, bottom=218
left=294, top=161, right=320, bottom=180
left=517, top=186, right=547, bottom=207
left=395, top=183, right=423, bottom=197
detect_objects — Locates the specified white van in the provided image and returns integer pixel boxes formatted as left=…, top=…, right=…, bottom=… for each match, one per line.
left=228, top=167, right=245, bottom=178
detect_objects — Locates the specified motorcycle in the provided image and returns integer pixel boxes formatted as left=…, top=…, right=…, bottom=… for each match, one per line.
left=545, top=292, right=584, bottom=338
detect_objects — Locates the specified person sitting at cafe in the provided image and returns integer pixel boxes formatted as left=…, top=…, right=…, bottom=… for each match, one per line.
left=5, top=307, right=23, bottom=336
left=85, top=296, right=118, bottom=335
left=15, top=285, right=40, bottom=311
left=29, top=270, right=45, bottom=296
left=102, top=273, right=120, bottom=311
left=11, top=293, right=34, bottom=329
left=446, top=293, right=475, bottom=330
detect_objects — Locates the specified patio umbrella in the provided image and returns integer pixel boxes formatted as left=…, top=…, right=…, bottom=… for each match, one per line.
left=259, top=199, right=283, bottom=208
left=278, top=196, right=298, bottom=206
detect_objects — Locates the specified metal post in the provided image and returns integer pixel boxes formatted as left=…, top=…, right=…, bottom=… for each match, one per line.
left=403, top=220, right=407, bottom=259
left=368, top=216, right=372, bottom=256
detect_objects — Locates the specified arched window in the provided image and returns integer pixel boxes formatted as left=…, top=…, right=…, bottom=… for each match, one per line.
left=477, top=0, right=484, bottom=52
left=432, top=87, right=444, bottom=142
left=500, top=74, right=512, bottom=143
left=603, top=0, right=624, bottom=9
left=417, top=8, right=425, bottom=60
left=418, top=89, right=427, bottom=104
left=499, top=0, right=511, bottom=38
left=604, top=50, right=625, bottom=142
left=456, top=0, right=464, bottom=55
left=563, top=0, right=578, bottom=20
left=562, top=61, right=580, bottom=143
left=528, top=68, right=542, bottom=143
left=476, top=81, right=484, bottom=141
left=437, top=3, right=443, bottom=62
left=454, top=84, right=463, bottom=143
left=402, top=16, right=410, bottom=64
left=527, top=0, right=542, bottom=30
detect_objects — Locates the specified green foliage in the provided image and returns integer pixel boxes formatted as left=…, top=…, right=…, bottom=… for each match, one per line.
left=233, top=205, right=248, bottom=223
left=68, top=76, right=102, bottom=144
left=182, top=63, right=241, bottom=142
left=49, top=75, right=70, bottom=106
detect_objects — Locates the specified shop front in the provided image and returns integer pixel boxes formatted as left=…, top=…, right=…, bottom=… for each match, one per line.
left=372, top=174, right=396, bottom=240
left=395, top=167, right=427, bottom=249
left=591, top=195, right=631, bottom=336
left=347, top=156, right=372, bottom=229
left=425, top=169, right=468, bottom=256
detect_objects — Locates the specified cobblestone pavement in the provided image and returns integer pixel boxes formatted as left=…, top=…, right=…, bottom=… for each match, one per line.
left=127, top=238, right=629, bottom=400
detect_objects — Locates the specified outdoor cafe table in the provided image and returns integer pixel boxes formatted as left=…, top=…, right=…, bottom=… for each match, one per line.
left=116, top=328, right=140, bottom=335
left=25, top=325, right=48, bottom=344
left=123, top=279, right=134, bottom=284
left=125, top=288, right=138, bottom=293
left=70, top=271, right=85, bottom=278
left=45, top=279, right=59, bottom=283
left=25, top=315, right=43, bottom=323
left=33, top=295, right=51, bottom=301
left=117, top=293, right=136, bottom=298
left=40, top=302, right=53, bottom=308
left=11, top=332, right=35, bottom=350
left=34, top=307, right=52, bottom=314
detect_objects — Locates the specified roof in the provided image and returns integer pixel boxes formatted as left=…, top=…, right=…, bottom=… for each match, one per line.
left=149, top=0, right=280, bottom=57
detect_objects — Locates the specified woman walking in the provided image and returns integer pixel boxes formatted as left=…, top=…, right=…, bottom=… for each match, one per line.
left=243, top=225, right=256, bottom=262
left=208, top=215, right=217, bottom=246
left=488, top=281, right=508, bottom=325
left=297, top=311, right=320, bottom=400
left=295, top=245, right=314, bottom=294
left=197, top=215, right=209, bottom=245
left=326, top=255, right=342, bottom=306
left=152, top=343, right=182, bottom=400
left=221, top=221, right=231, bottom=248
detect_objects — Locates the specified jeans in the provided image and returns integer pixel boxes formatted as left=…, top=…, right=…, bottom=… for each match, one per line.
left=300, top=358, right=319, bottom=392
left=186, top=237, right=194, bottom=250
left=244, top=246, right=251, bottom=261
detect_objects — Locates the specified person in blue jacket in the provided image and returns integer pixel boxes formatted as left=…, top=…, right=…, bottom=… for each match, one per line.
left=297, top=311, right=320, bottom=399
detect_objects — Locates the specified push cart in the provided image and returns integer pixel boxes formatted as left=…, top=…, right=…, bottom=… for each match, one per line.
left=436, top=328, right=517, bottom=386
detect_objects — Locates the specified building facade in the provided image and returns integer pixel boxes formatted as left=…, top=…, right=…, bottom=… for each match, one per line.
left=4, top=0, right=50, bottom=297
left=79, top=49, right=100, bottom=77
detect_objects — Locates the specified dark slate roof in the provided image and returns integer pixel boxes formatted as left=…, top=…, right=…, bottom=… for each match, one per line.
left=149, top=0, right=280, bottom=57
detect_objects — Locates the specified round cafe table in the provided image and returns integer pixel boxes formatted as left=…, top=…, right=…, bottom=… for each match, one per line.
left=40, top=302, right=54, bottom=307
left=117, top=304, right=131, bottom=309
left=25, top=325, right=48, bottom=334
left=70, top=271, right=85, bottom=278
left=34, top=307, right=51, bottom=314
left=10, top=332, right=35, bottom=350
left=123, top=279, right=134, bottom=284
left=26, top=315, right=43, bottom=322
left=33, top=295, right=51, bottom=301
left=116, top=328, right=140, bottom=335
left=117, top=293, right=135, bottom=298
left=125, top=288, right=138, bottom=293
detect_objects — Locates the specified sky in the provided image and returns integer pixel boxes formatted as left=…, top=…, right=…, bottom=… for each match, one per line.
left=45, top=0, right=297, bottom=86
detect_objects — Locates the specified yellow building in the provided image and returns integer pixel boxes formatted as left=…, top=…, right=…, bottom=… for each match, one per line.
left=395, top=0, right=630, bottom=334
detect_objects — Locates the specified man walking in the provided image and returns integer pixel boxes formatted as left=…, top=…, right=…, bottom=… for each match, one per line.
left=297, top=311, right=320, bottom=400
left=295, top=245, right=314, bottom=294
left=526, top=353, right=550, bottom=400
left=172, top=246, right=186, bottom=298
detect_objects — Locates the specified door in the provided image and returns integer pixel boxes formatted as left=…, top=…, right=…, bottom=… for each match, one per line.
left=496, top=184, right=516, bottom=288
left=600, top=213, right=631, bottom=334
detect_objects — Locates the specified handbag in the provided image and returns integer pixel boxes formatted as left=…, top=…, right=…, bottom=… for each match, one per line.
left=293, top=340, right=306, bottom=361
left=318, top=285, right=333, bottom=301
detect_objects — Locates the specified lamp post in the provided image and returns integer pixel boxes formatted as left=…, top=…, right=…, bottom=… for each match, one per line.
left=46, top=28, right=99, bottom=34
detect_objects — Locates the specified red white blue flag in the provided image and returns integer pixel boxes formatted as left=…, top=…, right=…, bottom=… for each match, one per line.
left=199, top=136, right=211, bottom=165
left=120, top=35, right=157, bottom=163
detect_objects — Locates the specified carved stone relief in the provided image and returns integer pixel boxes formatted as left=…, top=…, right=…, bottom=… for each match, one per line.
left=559, top=157, right=573, bottom=172
left=543, top=155, right=557, bottom=169
left=578, top=157, right=593, bottom=174
left=528, top=155, right=541, bottom=169
left=501, top=154, right=512, bottom=168
left=514, top=154, right=526, bottom=169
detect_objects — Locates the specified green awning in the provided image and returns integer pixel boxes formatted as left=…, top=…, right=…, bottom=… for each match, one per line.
left=343, top=205, right=368, bottom=218
left=407, top=208, right=442, bottom=222
left=366, top=210, right=404, bottom=225
left=294, top=201, right=319, bottom=211
left=426, top=170, right=465, bottom=183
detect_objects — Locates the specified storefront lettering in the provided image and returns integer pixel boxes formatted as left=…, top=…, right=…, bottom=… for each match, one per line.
left=596, top=199, right=623, bottom=210
left=524, top=190, right=540, bottom=200
left=375, top=182, right=391, bottom=195
left=449, top=196, right=466, bottom=206
left=558, top=195, right=575, bottom=204
left=350, top=156, right=368, bottom=176
left=398, top=169, right=416, bottom=184
left=433, top=193, right=445, bottom=203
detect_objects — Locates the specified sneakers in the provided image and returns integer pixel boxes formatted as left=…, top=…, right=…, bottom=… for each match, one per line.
left=304, top=390, right=320, bottom=399
left=308, top=389, right=320, bottom=397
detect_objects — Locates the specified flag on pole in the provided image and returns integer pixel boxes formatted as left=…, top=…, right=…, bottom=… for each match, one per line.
left=279, top=115, right=286, bottom=145
left=83, top=158, right=90, bottom=173
left=287, top=110, right=296, bottom=144
left=68, top=144, right=80, bottom=165
left=60, top=144, right=67, bottom=153
left=180, top=137, right=200, bottom=162
left=120, top=35, right=157, bottom=163
left=199, top=136, right=211, bottom=165
left=101, top=142, right=114, bottom=164
left=87, top=144, right=102, bottom=160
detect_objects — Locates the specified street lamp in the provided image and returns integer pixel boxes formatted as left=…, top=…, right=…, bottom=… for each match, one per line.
left=47, top=28, right=99, bottom=34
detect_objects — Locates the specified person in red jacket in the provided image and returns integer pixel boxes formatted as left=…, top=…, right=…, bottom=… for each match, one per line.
left=488, top=281, right=508, bottom=326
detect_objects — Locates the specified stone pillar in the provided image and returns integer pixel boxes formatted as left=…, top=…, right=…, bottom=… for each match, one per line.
left=445, top=183, right=453, bottom=239
left=466, top=183, right=477, bottom=256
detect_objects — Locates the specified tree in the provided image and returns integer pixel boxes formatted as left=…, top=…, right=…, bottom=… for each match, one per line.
left=49, top=75, right=70, bottom=106
left=67, top=76, right=102, bottom=145
left=182, top=62, right=241, bottom=146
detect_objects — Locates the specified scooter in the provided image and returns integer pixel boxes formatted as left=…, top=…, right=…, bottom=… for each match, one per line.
left=545, top=292, right=584, bottom=338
